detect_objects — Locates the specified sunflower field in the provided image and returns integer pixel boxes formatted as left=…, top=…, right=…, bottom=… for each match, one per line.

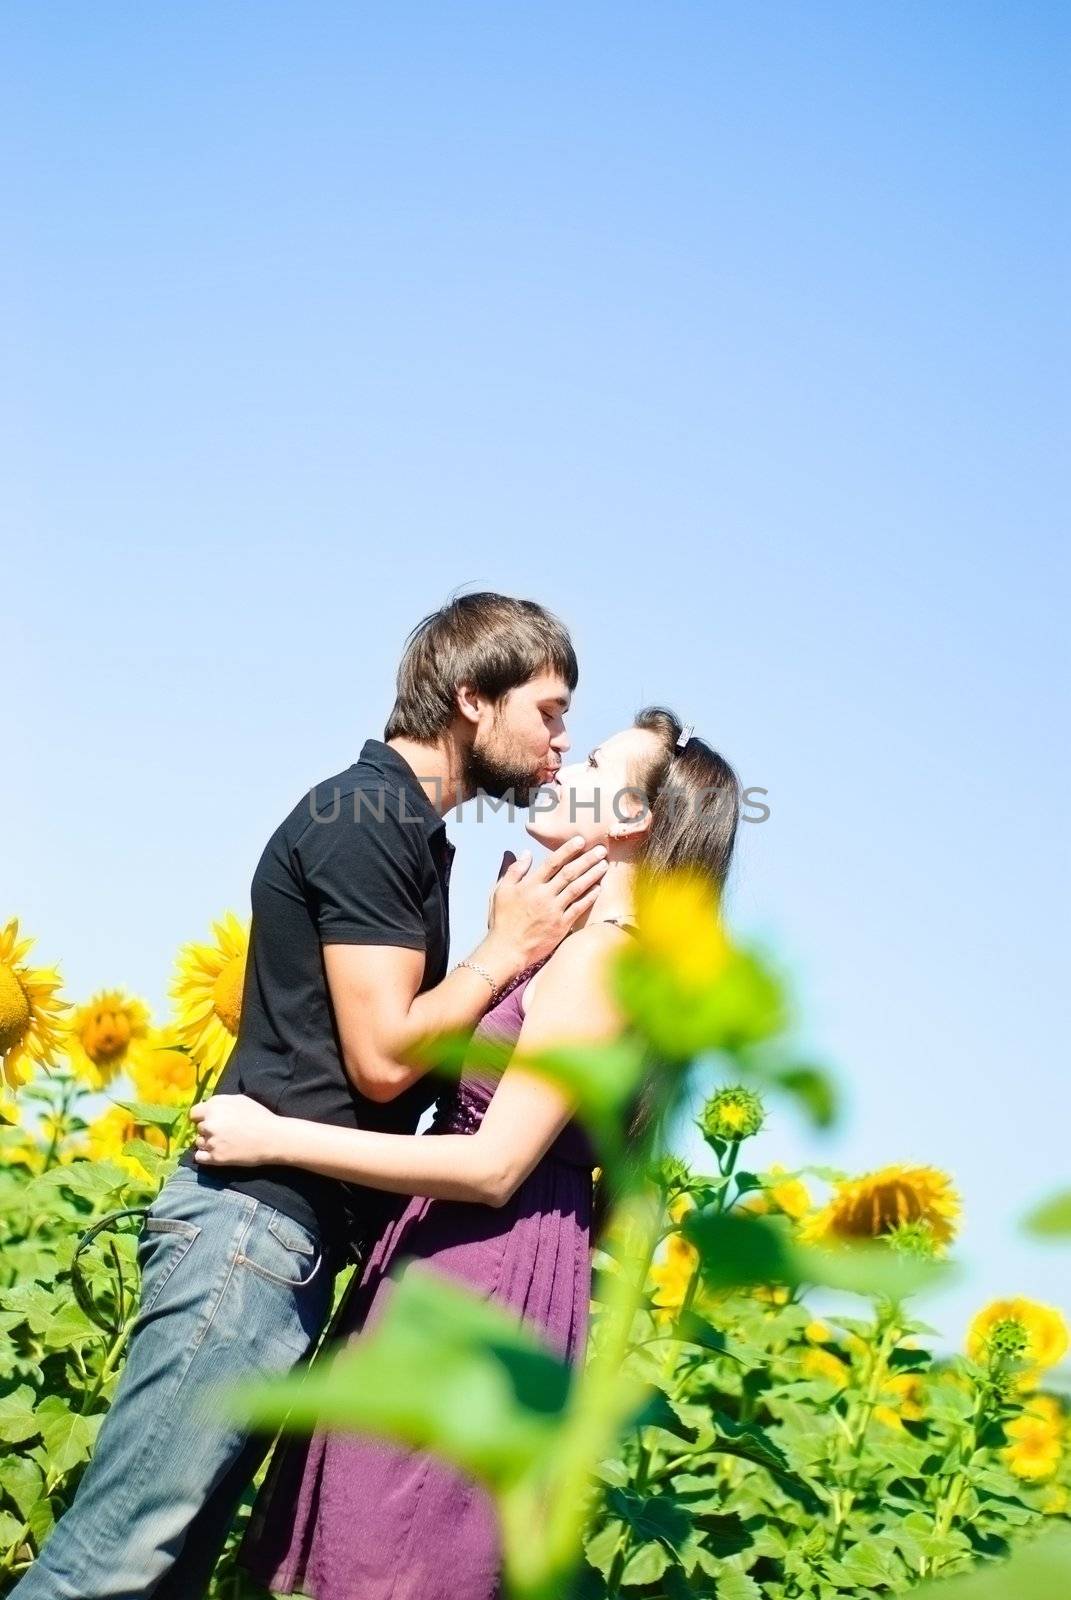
left=1, top=892, right=1069, bottom=1599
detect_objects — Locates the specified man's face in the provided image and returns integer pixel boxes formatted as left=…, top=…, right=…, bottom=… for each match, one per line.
left=463, top=671, right=572, bottom=807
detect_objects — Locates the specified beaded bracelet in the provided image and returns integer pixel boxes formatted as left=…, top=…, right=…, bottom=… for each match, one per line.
left=456, top=958, right=500, bottom=1006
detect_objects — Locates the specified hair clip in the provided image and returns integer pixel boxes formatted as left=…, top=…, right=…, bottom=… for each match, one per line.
left=676, top=722, right=694, bottom=749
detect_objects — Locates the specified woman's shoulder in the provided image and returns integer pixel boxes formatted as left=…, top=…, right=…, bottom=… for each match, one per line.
left=521, top=921, right=632, bottom=1017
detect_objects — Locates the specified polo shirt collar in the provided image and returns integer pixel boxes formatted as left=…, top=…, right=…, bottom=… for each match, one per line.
left=357, top=739, right=453, bottom=848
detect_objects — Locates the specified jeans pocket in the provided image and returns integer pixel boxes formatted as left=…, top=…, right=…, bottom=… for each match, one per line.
left=137, top=1217, right=200, bottom=1317
left=237, top=1209, right=324, bottom=1289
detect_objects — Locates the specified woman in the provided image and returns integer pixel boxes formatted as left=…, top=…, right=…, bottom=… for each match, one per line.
left=191, top=706, right=739, bottom=1600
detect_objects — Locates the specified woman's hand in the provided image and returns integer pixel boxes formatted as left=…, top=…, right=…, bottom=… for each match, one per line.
left=189, top=1095, right=284, bottom=1168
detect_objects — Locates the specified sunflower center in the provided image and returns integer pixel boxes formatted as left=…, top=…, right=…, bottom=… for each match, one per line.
left=989, top=1317, right=1030, bottom=1360
left=0, top=965, right=32, bottom=1053
left=212, top=957, right=245, bottom=1036
left=83, top=1006, right=133, bottom=1065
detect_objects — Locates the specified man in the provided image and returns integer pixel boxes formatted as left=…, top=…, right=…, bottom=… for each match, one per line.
left=15, top=592, right=606, bottom=1599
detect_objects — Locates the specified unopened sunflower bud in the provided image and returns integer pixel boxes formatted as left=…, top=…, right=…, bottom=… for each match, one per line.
left=986, top=1317, right=1031, bottom=1363
left=700, top=1085, right=765, bottom=1144
left=887, top=1219, right=940, bottom=1259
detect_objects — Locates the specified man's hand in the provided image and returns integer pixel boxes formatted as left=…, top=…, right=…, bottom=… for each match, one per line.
left=190, top=1095, right=285, bottom=1167
left=487, top=835, right=608, bottom=967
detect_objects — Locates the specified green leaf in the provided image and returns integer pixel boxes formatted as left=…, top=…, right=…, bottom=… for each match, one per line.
left=42, top=1300, right=103, bottom=1352
left=888, top=1344, right=931, bottom=1371
left=633, top=1390, right=700, bottom=1445
left=911, top=1528, right=1071, bottom=1598
left=0, top=1510, right=24, bottom=1547
left=825, top=1539, right=903, bottom=1588
left=710, top=1414, right=793, bottom=1479
left=1023, top=1190, right=1071, bottom=1238
left=621, top=1540, right=672, bottom=1585
left=675, top=1421, right=821, bottom=1511
left=584, top=1518, right=626, bottom=1577
left=27, top=1493, right=55, bottom=1546
left=0, top=1386, right=41, bottom=1446
left=690, top=1510, right=752, bottom=1558
left=770, top=1063, right=838, bottom=1129
left=220, top=1266, right=571, bottom=1491
left=710, top=1570, right=763, bottom=1600
left=25, top=1161, right=130, bottom=1207
left=683, top=1210, right=948, bottom=1300
left=682, top=1210, right=791, bottom=1289
left=121, top=1139, right=171, bottom=1182
left=615, top=942, right=786, bottom=1062
left=792, top=1240, right=948, bottom=1299
left=524, top=1038, right=652, bottom=1165
left=606, top=1487, right=694, bottom=1557
left=0, top=1283, right=60, bottom=1335
left=0, top=1454, right=44, bottom=1520
left=732, top=1171, right=763, bottom=1194
left=662, top=1568, right=707, bottom=1600
left=412, top=1032, right=649, bottom=1166
left=112, top=1100, right=186, bottom=1130
left=33, top=1396, right=96, bottom=1473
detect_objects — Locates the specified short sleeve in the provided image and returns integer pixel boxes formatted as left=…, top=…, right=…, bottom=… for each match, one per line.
left=293, top=788, right=427, bottom=949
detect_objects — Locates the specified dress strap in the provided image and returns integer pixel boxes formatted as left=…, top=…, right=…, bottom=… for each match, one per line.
left=601, top=917, right=640, bottom=938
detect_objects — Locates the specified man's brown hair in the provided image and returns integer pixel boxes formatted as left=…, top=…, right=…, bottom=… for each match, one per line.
left=384, top=592, right=578, bottom=742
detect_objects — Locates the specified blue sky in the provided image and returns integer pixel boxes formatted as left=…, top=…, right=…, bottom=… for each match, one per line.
left=4, top=2, right=1068, bottom=1349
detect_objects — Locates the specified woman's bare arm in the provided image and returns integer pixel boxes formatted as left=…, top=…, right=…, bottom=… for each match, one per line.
left=190, top=924, right=626, bottom=1206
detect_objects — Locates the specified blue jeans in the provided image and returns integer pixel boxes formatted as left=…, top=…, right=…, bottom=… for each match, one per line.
left=11, top=1167, right=337, bottom=1600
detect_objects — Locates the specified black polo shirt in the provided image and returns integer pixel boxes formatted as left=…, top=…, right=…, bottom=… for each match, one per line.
left=179, top=740, right=455, bottom=1250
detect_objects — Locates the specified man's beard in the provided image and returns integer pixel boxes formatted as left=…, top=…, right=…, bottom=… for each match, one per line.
left=463, top=735, right=544, bottom=811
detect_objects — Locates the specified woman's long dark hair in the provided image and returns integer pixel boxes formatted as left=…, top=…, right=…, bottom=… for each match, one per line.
left=592, top=706, right=741, bottom=1236
left=630, top=705, right=740, bottom=888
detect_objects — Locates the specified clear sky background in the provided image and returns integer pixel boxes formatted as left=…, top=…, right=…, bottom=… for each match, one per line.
left=4, top=2, right=1068, bottom=1349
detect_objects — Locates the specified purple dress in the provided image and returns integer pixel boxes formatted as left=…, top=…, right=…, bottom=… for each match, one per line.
left=240, top=963, right=595, bottom=1600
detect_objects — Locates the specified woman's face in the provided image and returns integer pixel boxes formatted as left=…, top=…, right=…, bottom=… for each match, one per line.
left=525, top=725, right=665, bottom=849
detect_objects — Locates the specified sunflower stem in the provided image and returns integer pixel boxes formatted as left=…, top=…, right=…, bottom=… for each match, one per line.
left=829, top=1304, right=902, bottom=1557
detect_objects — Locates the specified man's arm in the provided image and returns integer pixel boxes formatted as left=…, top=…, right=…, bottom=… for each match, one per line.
left=324, top=838, right=609, bottom=1103
left=191, top=925, right=625, bottom=1202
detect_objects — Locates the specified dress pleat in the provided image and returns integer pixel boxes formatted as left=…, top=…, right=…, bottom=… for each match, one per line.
left=241, top=964, right=595, bottom=1600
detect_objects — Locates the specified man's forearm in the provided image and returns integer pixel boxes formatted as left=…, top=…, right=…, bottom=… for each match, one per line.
left=406, top=932, right=523, bottom=1041
left=353, top=933, right=526, bottom=1101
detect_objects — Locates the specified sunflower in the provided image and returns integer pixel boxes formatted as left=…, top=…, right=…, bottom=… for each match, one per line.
left=740, top=1163, right=812, bottom=1222
left=1041, top=1484, right=1069, bottom=1516
left=1003, top=1395, right=1065, bottom=1481
left=130, top=1033, right=198, bottom=1107
left=169, top=913, right=249, bottom=1083
left=86, top=1106, right=166, bottom=1185
left=874, top=1372, right=927, bottom=1431
left=66, top=989, right=153, bottom=1091
left=751, top=1284, right=792, bottom=1307
left=967, top=1299, right=1069, bottom=1376
left=798, top=1164, right=961, bottom=1253
left=800, top=1346, right=850, bottom=1388
left=767, top=1166, right=811, bottom=1220
left=700, top=1085, right=765, bottom=1143
left=650, top=1232, right=700, bottom=1322
left=0, top=919, right=69, bottom=1093
left=0, top=1109, right=45, bottom=1173
left=633, top=869, right=729, bottom=992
